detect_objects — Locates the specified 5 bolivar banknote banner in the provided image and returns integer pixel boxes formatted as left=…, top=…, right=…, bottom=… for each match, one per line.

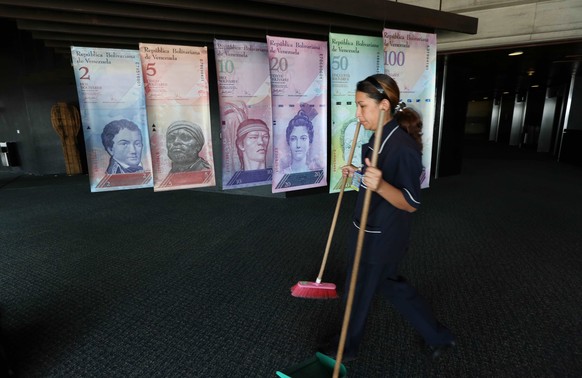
left=71, top=46, right=154, bottom=192
left=329, top=33, right=384, bottom=194
left=139, top=43, right=216, bottom=192
left=266, top=36, right=328, bottom=193
left=383, top=28, right=436, bottom=189
left=214, top=39, right=273, bottom=190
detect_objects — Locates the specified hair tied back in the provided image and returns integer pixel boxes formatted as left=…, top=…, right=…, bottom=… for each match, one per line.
left=394, top=101, right=406, bottom=113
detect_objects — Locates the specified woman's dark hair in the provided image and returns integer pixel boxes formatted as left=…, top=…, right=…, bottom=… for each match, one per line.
left=356, top=74, right=423, bottom=149
left=286, top=110, right=314, bottom=145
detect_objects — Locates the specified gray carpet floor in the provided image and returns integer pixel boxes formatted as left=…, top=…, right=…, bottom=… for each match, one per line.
left=0, top=142, right=581, bottom=377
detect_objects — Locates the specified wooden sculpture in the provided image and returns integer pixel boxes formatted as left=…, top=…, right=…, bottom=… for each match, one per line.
left=51, top=102, right=83, bottom=175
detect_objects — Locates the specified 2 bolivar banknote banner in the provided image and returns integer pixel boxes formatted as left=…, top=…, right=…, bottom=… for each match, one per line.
left=383, top=28, right=436, bottom=189
left=71, top=46, right=154, bottom=192
left=329, top=33, right=384, bottom=194
left=266, top=36, right=328, bottom=193
left=214, top=39, right=273, bottom=190
left=139, top=43, right=215, bottom=192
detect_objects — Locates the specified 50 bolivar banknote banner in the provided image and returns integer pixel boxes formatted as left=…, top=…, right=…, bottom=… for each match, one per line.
left=214, top=39, right=273, bottom=190
left=139, top=43, right=215, bottom=192
left=71, top=46, right=153, bottom=192
left=383, top=28, right=436, bottom=189
left=329, top=33, right=383, bottom=193
left=266, top=36, right=328, bottom=194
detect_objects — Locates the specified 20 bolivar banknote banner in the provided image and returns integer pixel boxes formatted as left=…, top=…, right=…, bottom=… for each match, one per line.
left=71, top=46, right=153, bottom=192
left=383, top=28, right=436, bottom=189
left=214, top=39, right=273, bottom=190
left=266, top=36, right=328, bottom=193
left=139, top=43, right=216, bottom=192
left=329, top=33, right=383, bottom=193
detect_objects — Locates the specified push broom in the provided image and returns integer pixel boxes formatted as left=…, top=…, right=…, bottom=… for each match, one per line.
left=333, top=112, right=385, bottom=377
left=290, top=122, right=362, bottom=299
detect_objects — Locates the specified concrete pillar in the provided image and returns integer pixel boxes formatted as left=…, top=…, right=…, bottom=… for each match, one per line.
left=558, top=62, right=582, bottom=164
left=489, top=99, right=500, bottom=142
left=537, top=87, right=557, bottom=153
left=509, top=94, right=525, bottom=146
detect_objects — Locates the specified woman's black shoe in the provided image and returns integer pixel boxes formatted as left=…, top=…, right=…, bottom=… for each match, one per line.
left=427, top=340, right=456, bottom=360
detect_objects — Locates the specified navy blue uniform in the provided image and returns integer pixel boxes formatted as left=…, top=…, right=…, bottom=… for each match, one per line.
left=343, top=118, right=454, bottom=355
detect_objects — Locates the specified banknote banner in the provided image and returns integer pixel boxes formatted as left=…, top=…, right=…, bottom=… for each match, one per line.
left=266, top=36, right=328, bottom=193
left=383, top=28, right=436, bottom=188
left=214, top=39, right=273, bottom=190
left=329, top=33, right=384, bottom=193
left=139, top=43, right=215, bottom=191
left=71, top=46, right=153, bottom=192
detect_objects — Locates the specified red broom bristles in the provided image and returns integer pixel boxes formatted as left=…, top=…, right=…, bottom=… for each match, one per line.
left=290, top=281, right=338, bottom=299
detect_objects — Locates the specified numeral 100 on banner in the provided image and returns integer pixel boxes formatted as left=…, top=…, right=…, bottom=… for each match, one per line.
left=384, top=51, right=405, bottom=66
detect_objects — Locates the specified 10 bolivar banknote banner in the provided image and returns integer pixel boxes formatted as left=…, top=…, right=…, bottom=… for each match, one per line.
left=214, top=39, right=273, bottom=190
left=71, top=46, right=153, bottom=192
left=266, top=36, right=328, bottom=193
left=329, top=33, right=383, bottom=193
left=139, top=43, right=216, bottom=192
left=383, top=28, right=436, bottom=189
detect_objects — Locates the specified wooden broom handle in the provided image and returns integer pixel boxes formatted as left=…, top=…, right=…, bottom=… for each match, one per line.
left=316, top=122, right=361, bottom=283
left=333, top=112, right=385, bottom=377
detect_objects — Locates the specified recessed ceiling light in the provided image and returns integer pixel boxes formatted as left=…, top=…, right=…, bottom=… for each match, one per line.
left=508, top=51, right=523, bottom=56
left=531, top=84, right=540, bottom=88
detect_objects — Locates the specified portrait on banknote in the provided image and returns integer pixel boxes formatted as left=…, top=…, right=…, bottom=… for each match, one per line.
left=281, top=104, right=323, bottom=174
left=101, top=119, right=145, bottom=174
left=235, top=118, right=270, bottom=171
left=340, top=118, right=367, bottom=167
left=214, top=40, right=273, bottom=189
left=267, top=35, right=328, bottom=193
left=328, top=33, right=383, bottom=193
left=165, top=120, right=211, bottom=173
left=139, top=43, right=215, bottom=191
left=382, top=28, right=436, bottom=188
left=71, top=46, right=153, bottom=192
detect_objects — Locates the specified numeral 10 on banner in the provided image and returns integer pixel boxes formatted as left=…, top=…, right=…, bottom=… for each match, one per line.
left=384, top=51, right=405, bottom=66
left=218, top=60, right=235, bottom=73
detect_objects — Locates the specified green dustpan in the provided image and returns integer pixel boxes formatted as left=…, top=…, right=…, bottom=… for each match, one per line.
left=276, top=352, right=347, bottom=378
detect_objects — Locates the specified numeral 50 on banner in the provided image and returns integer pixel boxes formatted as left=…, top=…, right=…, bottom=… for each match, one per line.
left=331, top=56, right=349, bottom=70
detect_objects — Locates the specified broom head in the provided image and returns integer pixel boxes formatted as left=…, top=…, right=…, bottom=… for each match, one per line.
left=290, top=281, right=338, bottom=299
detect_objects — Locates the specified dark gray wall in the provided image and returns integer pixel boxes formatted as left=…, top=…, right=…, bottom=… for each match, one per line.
left=0, top=21, right=78, bottom=175
left=436, top=55, right=469, bottom=177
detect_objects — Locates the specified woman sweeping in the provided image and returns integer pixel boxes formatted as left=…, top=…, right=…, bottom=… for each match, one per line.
left=320, top=74, right=456, bottom=362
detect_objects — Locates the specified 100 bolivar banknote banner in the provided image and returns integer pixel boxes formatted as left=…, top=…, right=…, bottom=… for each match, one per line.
left=329, top=33, right=383, bottom=193
left=383, top=29, right=436, bottom=188
left=71, top=46, right=153, bottom=192
left=214, top=39, right=273, bottom=190
left=139, top=43, right=215, bottom=192
left=266, top=36, right=328, bottom=193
